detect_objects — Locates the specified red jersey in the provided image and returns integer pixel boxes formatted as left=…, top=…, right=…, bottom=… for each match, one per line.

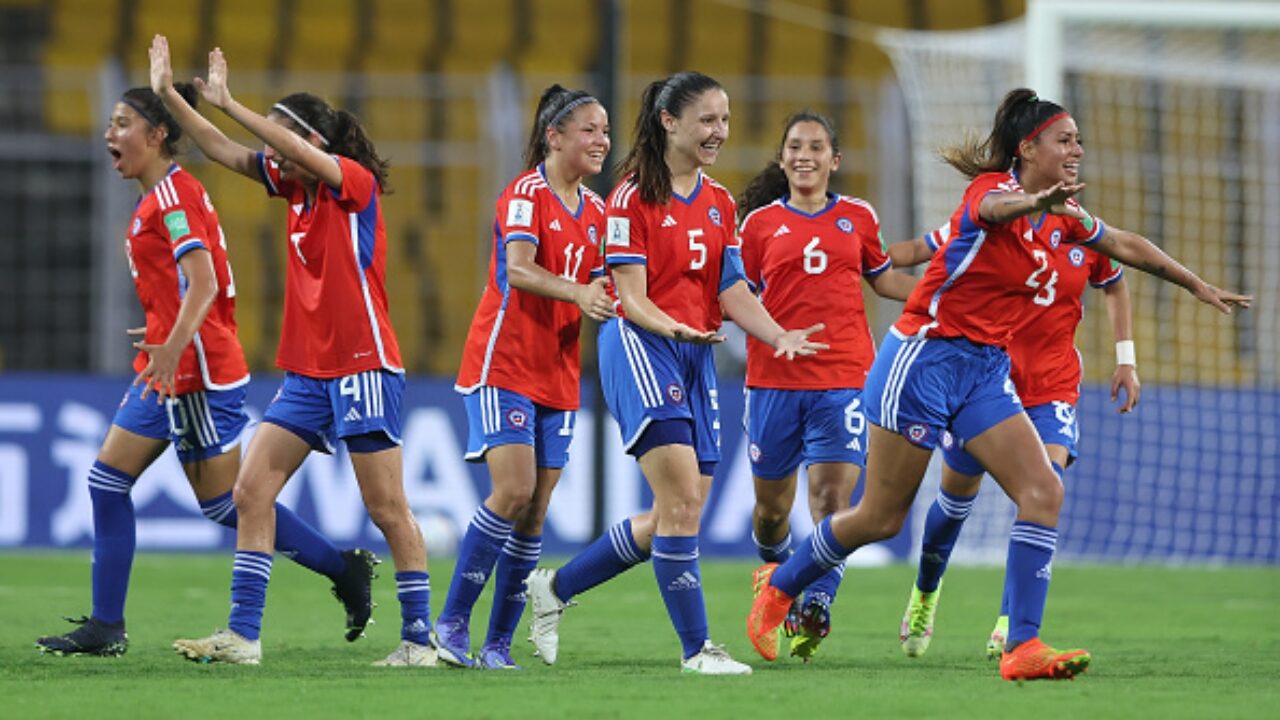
left=1007, top=245, right=1122, bottom=406
left=257, top=154, right=403, bottom=378
left=456, top=166, right=606, bottom=410
left=125, top=165, right=248, bottom=393
left=604, top=173, right=741, bottom=332
left=740, top=195, right=891, bottom=389
left=896, top=171, right=1105, bottom=347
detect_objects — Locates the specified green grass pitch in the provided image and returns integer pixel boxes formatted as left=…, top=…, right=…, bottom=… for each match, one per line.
left=2, top=553, right=1276, bottom=719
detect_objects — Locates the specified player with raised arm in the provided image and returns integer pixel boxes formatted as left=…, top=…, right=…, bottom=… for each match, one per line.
left=524, top=71, right=826, bottom=675
left=737, top=111, right=916, bottom=661
left=150, top=35, right=433, bottom=667
left=36, top=82, right=368, bottom=657
left=434, top=85, right=614, bottom=670
left=746, top=87, right=1249, bottom=681
left=890, top=219, right=1139, bottom=659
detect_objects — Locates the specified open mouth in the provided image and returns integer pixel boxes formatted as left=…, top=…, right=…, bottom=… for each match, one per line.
left=107, top=147, right=123, bottom=170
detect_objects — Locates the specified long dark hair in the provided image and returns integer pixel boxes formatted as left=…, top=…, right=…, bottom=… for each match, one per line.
left=272, top=92, right=392, bottom=192
left=618, top=71, right=722, bottom=205
left=738, top=110, right=841, bottom=220
left=941, top=87, right=1068, bottom=179
left=121, top=83, right=199, bottom=158
left=523, top=84, right=600, bottom=171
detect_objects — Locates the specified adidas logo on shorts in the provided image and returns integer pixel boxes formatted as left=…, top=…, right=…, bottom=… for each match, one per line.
left=344, top=407, right=363, bottom=423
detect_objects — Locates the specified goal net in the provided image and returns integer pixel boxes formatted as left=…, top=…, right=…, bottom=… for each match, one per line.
left=877, top=1, right=1279, bottom=564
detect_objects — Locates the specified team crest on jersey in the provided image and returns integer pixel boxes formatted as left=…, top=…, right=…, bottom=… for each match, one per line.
left=666, top=384, right=685, bottom=405
left=131, top=217, right=142, bottom=236
left=1050, top=229, right=1062, bottom=248
left=587, top=225, right=598, bottom=245
left=906, top=424, right=930, bottom=446
left=748, top=443, right=762, bottom=462
left=836, top=217, right=854, bottom=234
left=1069, top=246, right=1086, bottom=267
left=507, top=409, right=529, bottom=428
left=708, top=207, right=722, bottom=227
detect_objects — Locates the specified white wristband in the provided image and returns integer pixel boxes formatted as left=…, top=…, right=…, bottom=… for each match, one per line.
left=1116, top=340, right=1137, bottom=367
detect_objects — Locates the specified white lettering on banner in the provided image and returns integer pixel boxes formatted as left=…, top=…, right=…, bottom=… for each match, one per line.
left=276, top=449, right=367, bottom=541
left=400, top=407, right=481, bottom=535
left=603, top=418, right=643, bottom=524
left=706, top=445, right=758, bottom=543
left=50, top=402, right=110, bottom=544
left=0, top=402, right=39, bottom=545
left=0, top=446, right=29, bottom=544
left=545, top=411, right=593, bottom=543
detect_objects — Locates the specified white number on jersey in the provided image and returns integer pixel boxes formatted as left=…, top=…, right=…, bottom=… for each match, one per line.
left=844, top=396, right=865, bottom=450
left=1025, top=248, right=1058, bottom=306
left=687, top=229, right=707, bottom=270
left=803, top=236, right=829, bottom=275
left=561, top=243, right=585, bottom=280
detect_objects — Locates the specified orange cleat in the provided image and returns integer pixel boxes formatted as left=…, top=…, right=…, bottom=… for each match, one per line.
left=999, top=637, right=1091, bottom=681
left=746, top=563, right=794, bottom=661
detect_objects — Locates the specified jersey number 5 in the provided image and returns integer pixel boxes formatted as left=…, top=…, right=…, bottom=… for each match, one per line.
left=687, top=229, right=707, bottom=270
left=1025, top=249, right=1058, bottom=306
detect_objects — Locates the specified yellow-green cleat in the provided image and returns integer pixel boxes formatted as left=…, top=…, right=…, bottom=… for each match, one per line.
left=899, top=581, right=942, bottom=657
left=986, top=615, right=1009, bottom=659
left=787, top=596, right=831, bottom=662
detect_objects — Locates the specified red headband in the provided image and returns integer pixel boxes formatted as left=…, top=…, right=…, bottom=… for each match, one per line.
left=1023, top=112, right=1070, bottom=143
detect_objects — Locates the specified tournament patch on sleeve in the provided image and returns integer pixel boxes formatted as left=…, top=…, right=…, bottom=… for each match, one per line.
left=163, top=210, right=191, bottom=242
left=606, top=216, right=630, bottom=247
left=507, top=198, right=535, bottom=228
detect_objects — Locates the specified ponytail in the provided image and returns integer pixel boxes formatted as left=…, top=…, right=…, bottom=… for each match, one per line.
left=618, top=71, right=722, bottom=205
left=941, top=87, right=1068, bottom=179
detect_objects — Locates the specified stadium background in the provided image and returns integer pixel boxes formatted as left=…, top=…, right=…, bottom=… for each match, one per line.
left=0, top=0, right=1274, bottom=563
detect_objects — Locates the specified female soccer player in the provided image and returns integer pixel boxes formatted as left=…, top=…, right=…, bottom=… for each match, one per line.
left=149, top=35, right=433, bottom=667
left=747, top=87, right=1250, bottom=681
left=35, top=82, right=368, bottom=657
left=434, top=85, right=614, bottom=670
left=737, top=111, right=916, bottom=661
left=525, top=71, right=826, bottom=675
left=890, top=223, right=1139, bottom=659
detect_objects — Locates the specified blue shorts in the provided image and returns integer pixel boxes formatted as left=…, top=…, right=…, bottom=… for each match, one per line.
left=863, top=330, right=1023, bottom=451
left=262, top=370, right=404, bottom=453
left=942, top=400, right=1080, bottom=475
left=745, top=387, right=866, bottom=480
left=597, top=318, right=721, bottom=464
left=112, top=382, right=248, bottom=463
left=462, top=386, right=576, bottom=469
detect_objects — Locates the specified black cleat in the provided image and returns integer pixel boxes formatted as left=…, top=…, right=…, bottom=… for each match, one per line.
left=36, top=616, right=128, bottom=657
left=332, top=548, right=379, bottom=642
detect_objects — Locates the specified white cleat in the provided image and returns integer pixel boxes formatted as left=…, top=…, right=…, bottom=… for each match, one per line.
left=373, top=639, right=439, bottom=667
left=680, top=641, right=753, bottom=675
left=525, top=567, right=574, bottom=665
left=173, top=628, right=261, bottom=665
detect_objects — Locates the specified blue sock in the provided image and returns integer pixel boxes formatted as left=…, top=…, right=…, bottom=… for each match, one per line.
left=228, top=551, right=273, bottom=641
left=88, top=461, right=136, bottom=624
left=652, top=535, right=708, bottom=659
left=915, top=489, right=978, bottom=593
left=198, top=491, right=345, bottom=578
left=440, top=505, right=512, bottom=623
left=396, top=571, right=432, bottom=644
left=486, top=532, right=541, bottom=646
left=1005, top=520, right=1058, bottom=647
left=753, top=529, right=792, bottom=563
left=555, top=518, right=651, bottom=601
left=804, top=564, right=845, bottom=607
left=769, top=517, right=850, bottom=597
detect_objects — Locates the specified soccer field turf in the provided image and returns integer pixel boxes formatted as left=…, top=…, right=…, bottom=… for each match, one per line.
left=2, top=553, right=1276, bottom=719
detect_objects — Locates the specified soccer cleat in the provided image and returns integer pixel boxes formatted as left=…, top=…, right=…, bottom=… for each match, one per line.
left=331, top=548, right=379, bottom=642
left=788, top=595, right=832, bottom=662
left=681, top=640, right=753, bottom=675
left=900, top=581, right=942, bottom=657
left=477, top=639, right=521, bottom=670
left=999, top=637, right=1090, bottom=681
left=36, top=616, right=128, bottom=657
left=746, top=563, right=793, bottom=662
left=986, top=615, right=1009, bottom=660
left=525, top=567, right=575, bottom=666
left=431, top=616, right=476, bottom=668
left=372, top=639, right=438, bottom=667
left=173, top=628, right=262, bottom=665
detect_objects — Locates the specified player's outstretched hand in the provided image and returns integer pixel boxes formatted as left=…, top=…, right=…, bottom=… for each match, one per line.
left=1191, top=282, right=1252, bottom=315
left=132, top=338, right=180, bottom=403
left=772, top=323, right=828, bottom=360
left=1032, top=181, right=1086, bottom=217
left=194, top=47, right=233, bottom=110
left=149, top=35, right=174, bottom=97
left=671, top=323, right=724, bottom=345
left=1111, top=364, right=1140, bottom=414
left=576, top=277, right=617, bottom=322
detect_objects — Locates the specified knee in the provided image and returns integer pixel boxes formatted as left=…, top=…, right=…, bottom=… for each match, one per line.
left=488, top=483, right=536, bottom=522
left=864, top=506, right=908, bottom=543
left=365, top=494, right=412, bottom=530
left=1015, top=471, right=1064, bottom=516
left=232, top=480, right=272, bottom=516
left=659, top=494, right=703, bottom=530
left=807, top=487, right=846, bottom=520
left=754, top=499, right=790, bottom=531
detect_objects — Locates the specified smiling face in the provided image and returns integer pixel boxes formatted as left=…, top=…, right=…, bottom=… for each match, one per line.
left=1021, top=115, right=1083, bottom=188
left=104, top=102, right=166, bottom=181
left=663, top=87, right=730, bottom=170
left=548, top=102, right=610, bottom=179
left=780, top=120, right=841, bottom=197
